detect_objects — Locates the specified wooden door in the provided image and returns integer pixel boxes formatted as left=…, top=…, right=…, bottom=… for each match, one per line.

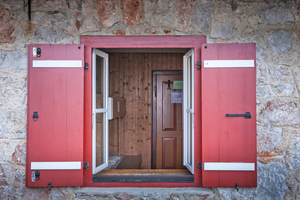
left=154, top=71, right=183, bottom=169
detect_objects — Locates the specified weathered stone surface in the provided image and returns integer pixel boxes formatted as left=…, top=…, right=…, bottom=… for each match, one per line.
left=145, top=29, right=156, bottom=35
left=174, top=0, right=192, bottom=31
left=169, top=194, right=179, bottom=200
left=210, top=22, right=234, bottom=39
left=0, top=164, right=12, bottom=199
left=0, top=8, right=17, bottom=43
left=256, top=62, right=269, bottom=85
left=96, top=0, right=120, bottom=28
left=114, top=193, right=133, bottom=200
left=77, top=0, right=101, bottom=32
left=50, top=13, right=69, bottom=28
left=112, top=29, right=125, bottom=35
left=268, top=30, right=293, bottom=55
left=151, top=0, right=175, bottom=27
left=257, top=86, right=275, bottom=104
left=34, top=27, right=71, bottom=43
left=269, top=65, right=298, bottom=97
left=218, top=162, right=288, bottom=200
left=31, top=0, right=69, bottom=12
left=0, top=50, right=27, bottom=70
left=144, top=0, right=156, bottom=24
left=285, top=170, right=300, bottom=199
left=12, top=141, right=26, bottom=165
left=291, top=135, right=300, bottom=170
left=22, top=188, right=49, bottom=200
left=257, top=6, right=295, bottom=25
left=191, top=0, right=215, bottom=33
left=294, top=68, right=300, bottom=92
left=121, top=0, right=144, bottom=26
left=259, top=100, right=300, bottom=125
left=257, top=125, right=283, bottom=152
left=0, top=113, right=7, bottom=138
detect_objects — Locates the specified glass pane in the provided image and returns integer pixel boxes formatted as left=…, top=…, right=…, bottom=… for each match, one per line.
left=188, top=113, right=193, bottom=165
left=96, top=113, right=105, bottom=166
left=96, top=55, right=104, bottom=108
left=189, top=56, right=193, bottom=109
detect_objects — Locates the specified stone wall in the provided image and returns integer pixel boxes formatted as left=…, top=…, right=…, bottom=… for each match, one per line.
left=0, top=0, right=299, bottom=199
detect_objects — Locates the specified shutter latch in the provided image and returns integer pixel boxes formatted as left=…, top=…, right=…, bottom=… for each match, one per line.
left=84, top=62, right=89, bottom=70
left=84, top=162, right=89, bottom=170
left=197, top=162, right=202, bottom=170
left=197, top=61, right=201, bottom=70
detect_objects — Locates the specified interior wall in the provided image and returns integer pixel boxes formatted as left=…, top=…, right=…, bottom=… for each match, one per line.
left=109, top=52, right=183, bottom=169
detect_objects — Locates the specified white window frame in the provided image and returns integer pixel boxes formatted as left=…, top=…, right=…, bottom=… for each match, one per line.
left=183, top=49, right=194, bottom=174
left=92, top=49, right=109, bottom=174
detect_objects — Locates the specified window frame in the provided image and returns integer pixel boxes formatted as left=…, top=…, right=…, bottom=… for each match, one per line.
left=81, top=36, right=206, bottom=187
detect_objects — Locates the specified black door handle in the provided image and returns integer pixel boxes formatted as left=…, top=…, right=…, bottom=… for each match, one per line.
left=226, top=112, right=251, bottom=119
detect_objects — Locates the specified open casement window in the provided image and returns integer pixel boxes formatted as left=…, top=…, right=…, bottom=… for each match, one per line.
left=26, top=44, right=84, bottom=187
left=183, top=49, right=194, bottom=174
left=201, top=43, right=257, bottom=187
left=92, top=49, right=109, bottom=174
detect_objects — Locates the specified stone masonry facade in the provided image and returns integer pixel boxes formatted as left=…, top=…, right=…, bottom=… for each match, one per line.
left=0, top=0, right=300, bottom=199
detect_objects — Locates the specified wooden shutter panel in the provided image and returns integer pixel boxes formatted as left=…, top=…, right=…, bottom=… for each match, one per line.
left=201, top=43, right=257, bottom=187
left=26, top=44, right=84, bottom=187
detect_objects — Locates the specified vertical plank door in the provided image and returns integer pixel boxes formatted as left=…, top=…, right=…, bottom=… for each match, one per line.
left=26, top=44, right=84, bottom=187
left=201, top=43, right=256, bottom=187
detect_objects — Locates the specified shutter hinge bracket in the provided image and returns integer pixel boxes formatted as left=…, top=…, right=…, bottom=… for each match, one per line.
left=197, top=61, right=201, bottom=70
left=84, top=162, right=89, bottom=170
left=84, top=62, right=89, bottom=70
left=197, top=162, right=202, bottom=170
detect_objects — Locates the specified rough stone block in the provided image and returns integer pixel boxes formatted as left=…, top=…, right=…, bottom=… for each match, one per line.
left=50, top=13, right=69, bottom=28
left=12, top=141, right=26, bottom=165
left=0, top=8, right=17, bottom=43
left=96, top=0, right=120, bottom=28
left=257, top=6, right=295, bottom=25
left=174, top=0, right=192, bottom=31
left=268, top=30, right=293, bottom=55
left=218, top=162, right=288, bottom=200
left=0, top=113, right=7, bottom=138
left=0, top=50, right=27, bottom=70
left=269, top=65, right=298, bottom=97
left=151, top=0, right=175, bottom=27
left=259, top=100, right=300, bottom=125
left=210, top=22, right=234, bottom=39
left=191, top=0, right=215, bottom=33
left=257, top=125, right=283, bottom=152
left=34, top=27, right=71, bottom=43
left=31, top=0, right=69, bottom=12
left=121, top=0, right=144, bottom=26
left=114, top=192, right=133, bottom=200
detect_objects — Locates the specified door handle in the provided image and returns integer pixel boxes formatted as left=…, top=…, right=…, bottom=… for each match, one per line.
left=226, top=112, right=251, bottom=119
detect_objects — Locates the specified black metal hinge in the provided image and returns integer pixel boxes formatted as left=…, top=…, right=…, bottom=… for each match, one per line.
left=84, top=62, right=89, bottom=70
left=84, top=162, right=89, bottom=170
left=197, top=61, right=201, bottom=70
left=197, top=162, right=202, bottom=170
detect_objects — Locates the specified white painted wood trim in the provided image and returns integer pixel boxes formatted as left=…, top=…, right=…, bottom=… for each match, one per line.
left=183, top=49, right=194, bottom=175
left=108, top=97, right=113, bottom=120
left=33, top=60, right=82, bottom=68
left=31, top=162, right=81, bottom=170
left=92, top=49, right=109, bottom=175
left=204, top=162, right=255, bottom=171
left=203, top=60, right=254, bottom=68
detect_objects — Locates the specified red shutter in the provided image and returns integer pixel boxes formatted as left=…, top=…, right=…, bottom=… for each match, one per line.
left=201, top=43, right=256, bottom=187
left=26, top=44, right=84, bottom=187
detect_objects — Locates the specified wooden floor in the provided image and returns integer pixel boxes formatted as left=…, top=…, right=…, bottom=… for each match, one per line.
left=93, top=169, right=194, bottom=183
left=93, top=169, right=193, bottom=183
left=95, top=169, right=191, bottom=176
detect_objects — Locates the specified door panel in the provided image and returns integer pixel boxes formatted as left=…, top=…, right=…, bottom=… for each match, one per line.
left=92, top=49, right=109, bottom=174
left=201, top=43, right=256, bottom=187
left=26, top=44, right=84, bottom=187
left=156, top=73, right=183, bottom=169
